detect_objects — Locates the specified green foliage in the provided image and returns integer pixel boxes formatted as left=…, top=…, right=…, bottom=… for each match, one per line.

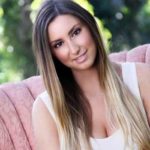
left=89, top=0, right=150, bottom=51
left=0, top=0, right=37, bottom=83
left=0, top=48, right=22, bottom=83
left=136, top=0, right=150, bottom=43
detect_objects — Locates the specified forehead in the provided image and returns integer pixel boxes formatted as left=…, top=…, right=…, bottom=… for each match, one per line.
left=48, top=14, right=82, bottom=41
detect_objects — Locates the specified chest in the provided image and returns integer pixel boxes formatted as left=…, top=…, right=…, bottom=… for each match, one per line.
left=89, top=99, right=116, bottom=139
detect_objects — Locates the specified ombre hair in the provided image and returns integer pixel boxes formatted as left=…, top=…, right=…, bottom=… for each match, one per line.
left=32, top=0, right=150, bottom=149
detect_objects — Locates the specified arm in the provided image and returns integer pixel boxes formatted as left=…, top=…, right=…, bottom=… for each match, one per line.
left=32, top=97, right=60, bottom=150
left=136, top=63, right=150, bottom=125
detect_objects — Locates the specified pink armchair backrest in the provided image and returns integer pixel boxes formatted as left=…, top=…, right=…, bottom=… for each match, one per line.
left=109, top=44, right=150, bottom=63
left=0, top=44, right=150, bottom=150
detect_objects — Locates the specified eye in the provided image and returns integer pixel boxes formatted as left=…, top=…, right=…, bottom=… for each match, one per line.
left=72, top=28, right=81, bottom=38
left=53, top=41, right=64, bottom=49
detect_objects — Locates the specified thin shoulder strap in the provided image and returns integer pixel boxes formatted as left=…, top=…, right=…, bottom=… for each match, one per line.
left=121, top=62, right=148, bottom=120
left=121, top=62, right=141, bottom=101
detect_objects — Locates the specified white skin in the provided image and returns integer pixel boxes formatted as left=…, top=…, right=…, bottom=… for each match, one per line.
left=32, top=14, right=150, bottom=150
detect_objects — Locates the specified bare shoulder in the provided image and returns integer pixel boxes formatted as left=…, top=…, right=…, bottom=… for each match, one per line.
left=32, top=96, right=60, bottom=150
left=136, top=63, right=150, bottom=100
left=136, top=63, right=150, bottom=123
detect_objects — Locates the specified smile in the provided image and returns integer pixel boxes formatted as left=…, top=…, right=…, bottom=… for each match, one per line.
left=74, top=50, right=87, bottom=64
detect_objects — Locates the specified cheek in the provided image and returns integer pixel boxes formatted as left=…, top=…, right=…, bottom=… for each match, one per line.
left=78, top=30, right=95, bottom=48
left=53, top=49, right=69, bottom=63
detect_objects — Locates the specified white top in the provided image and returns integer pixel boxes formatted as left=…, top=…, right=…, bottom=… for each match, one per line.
left=35, top=62, right=142, bottom=150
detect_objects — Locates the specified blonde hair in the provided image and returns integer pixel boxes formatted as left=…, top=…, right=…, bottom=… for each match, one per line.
left=105, top=61, right=150, bottom=149
left=32, top=0, right=150, bottom=149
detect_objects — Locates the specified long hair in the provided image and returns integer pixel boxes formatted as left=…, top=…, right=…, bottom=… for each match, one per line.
left=32, top=0, right=150, bottom=149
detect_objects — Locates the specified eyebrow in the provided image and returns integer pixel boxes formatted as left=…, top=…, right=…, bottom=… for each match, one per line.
left=68, top=24, right=80, bottom=36
left=50, top=23, right=81, bottom=45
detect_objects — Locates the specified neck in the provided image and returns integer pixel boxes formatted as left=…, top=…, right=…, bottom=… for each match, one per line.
left=72, top=67, right=104, bottom=101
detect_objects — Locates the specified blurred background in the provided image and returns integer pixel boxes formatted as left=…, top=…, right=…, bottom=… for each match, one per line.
left=0, top=0, right=150, bottom=83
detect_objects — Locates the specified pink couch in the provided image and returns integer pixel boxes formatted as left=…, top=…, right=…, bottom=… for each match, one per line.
left=0, top=44, right=150, bottom=150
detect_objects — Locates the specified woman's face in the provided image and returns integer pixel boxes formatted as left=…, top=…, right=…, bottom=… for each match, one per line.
left=48, top=14, right=97, bottom=72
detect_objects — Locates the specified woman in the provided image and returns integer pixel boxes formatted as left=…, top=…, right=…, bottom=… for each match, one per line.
left=32, top=0, right=150, bottom=149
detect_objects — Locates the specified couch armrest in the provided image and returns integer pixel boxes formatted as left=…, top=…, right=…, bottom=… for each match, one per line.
left=0, top=76, right=44, bottom=150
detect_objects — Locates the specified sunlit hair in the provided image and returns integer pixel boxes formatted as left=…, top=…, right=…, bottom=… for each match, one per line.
left=32, top=0, right=150, bottom=149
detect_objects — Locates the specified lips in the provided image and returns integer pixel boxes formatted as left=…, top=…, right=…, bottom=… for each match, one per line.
left=74, top=50, right=87, bottom=64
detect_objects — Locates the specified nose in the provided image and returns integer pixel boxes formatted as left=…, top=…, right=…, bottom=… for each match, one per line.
left=67, top=40, right=80, bottom=55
